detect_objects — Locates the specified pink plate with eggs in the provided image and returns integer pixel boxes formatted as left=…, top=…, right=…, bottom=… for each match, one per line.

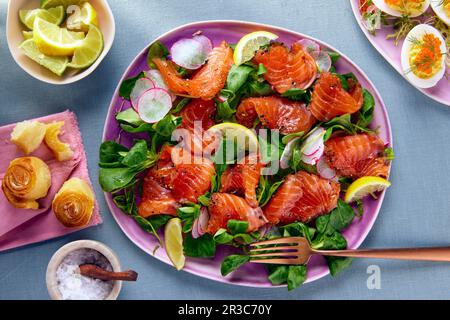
left=350, top=0, right=450, bottom=106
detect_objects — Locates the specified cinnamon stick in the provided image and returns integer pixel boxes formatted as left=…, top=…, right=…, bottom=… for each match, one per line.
left=79, top=264, right=138, bottom=281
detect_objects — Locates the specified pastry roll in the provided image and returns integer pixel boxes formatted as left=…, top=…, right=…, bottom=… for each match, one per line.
left=1, top=157, right=52, bottom=209
left=10, top=120, right=46, bottom=154
left=52, top=178, right=95, bottom=227
left=44, top=121, right=74, bottom=161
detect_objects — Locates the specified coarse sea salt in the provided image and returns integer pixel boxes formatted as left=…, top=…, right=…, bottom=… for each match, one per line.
left=56, top=248, right=114, bottom=300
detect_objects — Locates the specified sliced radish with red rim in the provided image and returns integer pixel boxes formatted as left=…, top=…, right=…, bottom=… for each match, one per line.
left=193, top=35, right=213, bottom=54
left=192, top=218, right=200, bottom=239
left=130, top=78, right=155, bottom=109
left=317, top=157, right=337, bottom=181
left=279, top=137, right=301, bottom=169
left=137, top=88, right=172, bottom=123
left=197, top=207, right=209, bottom=236
left=170, top=37, right=212, bottom=70
left=144, top=69, right=176, bottom=102
left=301, top=127, right=326, bottom=165
left=297, top=39, right=320, bottom=53
left=311, top=51, right=332, bottom=72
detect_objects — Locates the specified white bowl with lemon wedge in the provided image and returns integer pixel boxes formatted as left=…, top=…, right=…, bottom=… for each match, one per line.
left=6, top=0, right=115, bottom=85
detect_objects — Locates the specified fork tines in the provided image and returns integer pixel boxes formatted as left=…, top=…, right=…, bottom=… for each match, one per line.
left=248, top=237, right=306, bottom=265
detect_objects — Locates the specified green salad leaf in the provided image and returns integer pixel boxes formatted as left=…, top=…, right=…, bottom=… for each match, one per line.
left=357, top=89, right=375, bottom=128
left=221, top=255, right=250, bottom=276
left=287, top=265, right=307, bottom=291
left=119, top=72, right=145, bottom=99
left=116, top=108, right=153, bottom=133
left=98, top=139, right=158, bottom=193
left=184, top=233, right=216, bottom=258
left=281, top=88, right=311, bottom=102
left=326, top=256, right=353, bottom=277
left=267, top=265, right=307, bottom=291
left=227, top=220, right=249, bottom=235
left=147, top=40, right=169, bottom=69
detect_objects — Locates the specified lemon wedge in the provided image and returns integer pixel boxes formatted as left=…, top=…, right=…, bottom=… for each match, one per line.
left=207, top=122, right=259, bottom=154
left=66, top=2, right=98, bottom=32
left=19, top=39, right=69, bottom=76
left=345, top=176, right=391, bottom=203
left=164, top=218, right=185, bottom=271
left=233, top=31, right=278, bottom=65
left=68, top=24, right=103, bottom=69
left=19, top=6, right=65, bottom=30
left=33, top=17, right=82, bottom=56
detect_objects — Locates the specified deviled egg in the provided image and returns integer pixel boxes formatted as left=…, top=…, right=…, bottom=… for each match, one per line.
left=372, top=0, right=430, bottom=17
left=431, top=0, right=450, bottom=26
left=401, top=24, right=447, bottom=88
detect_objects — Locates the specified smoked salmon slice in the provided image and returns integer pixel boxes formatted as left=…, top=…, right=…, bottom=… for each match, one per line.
left=324, top=133, right=388, bottom=178
left=309, top=72, right=364, bottom=121
left=177, top=98, right=217, bottom=155
left=147, top=145, right=216, bottom=204
left=253, top=43, right=317, bottom=94
left=206, top=193, right=267, bottom=234
left=153, top=41, right=233, bottom=100
left=138, top=175, right=179, bottom=218
left=219, top=154, right=263, bottom=208
left=179, top=99, right=216, bottom=132
left=236, top=96, right=316, bottom=135
left=264, top=171, right=340, bottom=225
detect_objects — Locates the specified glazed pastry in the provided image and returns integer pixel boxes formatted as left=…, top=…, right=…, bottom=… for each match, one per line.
left=1, top=157, right=52, bottom=209
left=44, top=121, right=74, bottom=161
left=52, top=178, right=94, bottom=227
left=10, top=120, right=46, bottom=154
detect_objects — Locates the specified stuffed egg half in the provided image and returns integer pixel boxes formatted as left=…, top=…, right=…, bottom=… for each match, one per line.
left=372, top=0, right=430, bottom=17
left=401, top=24, right=446, bottom=88
left=431, top=0, right=450, bottom=26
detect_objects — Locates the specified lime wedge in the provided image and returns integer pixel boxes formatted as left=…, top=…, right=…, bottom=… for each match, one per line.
left=68, top=24, right=103, bottom=69
left=233, top=31, right=278, bottom=65
left=22, top=31, right=34, bottom=40
left=66, top=2, right=98, bottom=32
left=344, top=176, right=391, bottom=203
left=33, top=17, right=82, bottom=56
left=20, top=39, right=68, bottom=76
left=164, top=218, right=185, bottom=271
left=40, top=0, right=82, bottom=9
left=19, top=6, right=64, bottom=30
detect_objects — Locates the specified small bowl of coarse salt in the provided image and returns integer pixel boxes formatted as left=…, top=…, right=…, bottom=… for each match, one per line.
left=46, top=240, right=122, bottom=300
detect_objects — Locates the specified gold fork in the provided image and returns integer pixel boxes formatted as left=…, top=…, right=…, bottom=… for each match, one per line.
left=249, top=237, right=450, bottom=265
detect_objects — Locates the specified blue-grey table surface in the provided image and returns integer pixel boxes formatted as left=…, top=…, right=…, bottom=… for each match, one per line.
left=1, top=0, right=450, bottom=300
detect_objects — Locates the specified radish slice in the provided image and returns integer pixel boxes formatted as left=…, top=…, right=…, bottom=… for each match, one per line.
left=302, top=144, right=324, bottom=165
left=144, top=69, right=176, bottom=101
left=311, top=51, right=332, bottom=72
left=197, top=207, right=209, bottom=236
left=297, top=39, right=320, bottom=53
left=317, top=157, right=337, bottom=181
left=192, top=218, right=200, bottom=239
left=137, top=88, right=172, bottom=123
left=192, top=207, right=209, bottom=239
left=301, top=127, right=325, bottom=165
left=280, top=137, right=301, bottom=169
left=193, top=35, right=213, bottom=54
left=170, top=38, right=210, bottom=70
left=130, top=78, right=155, bottom=109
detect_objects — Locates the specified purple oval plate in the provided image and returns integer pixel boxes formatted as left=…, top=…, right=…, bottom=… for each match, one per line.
left=102, top=20, right=393, bottom=288
left=350, top=0, right=450, bottom=106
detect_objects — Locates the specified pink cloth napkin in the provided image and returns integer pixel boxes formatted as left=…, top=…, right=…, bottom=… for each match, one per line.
left=0, top=110, right=102, bottom=252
